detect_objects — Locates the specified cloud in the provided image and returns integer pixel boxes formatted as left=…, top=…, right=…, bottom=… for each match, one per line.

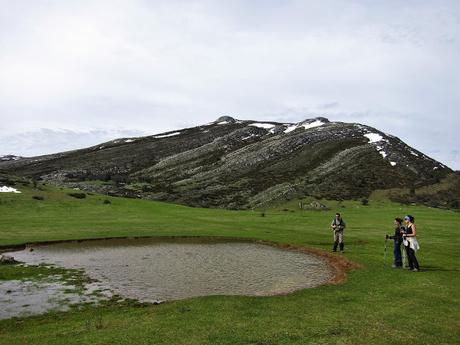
left=0, top=0, right=459, bottom=168
left=0, top=128, right=148, bottom=157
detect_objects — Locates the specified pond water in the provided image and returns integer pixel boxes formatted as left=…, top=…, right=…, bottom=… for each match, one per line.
left=0, top=279, right=109, bottom=320
left=3, top=238, right=333, bottom=309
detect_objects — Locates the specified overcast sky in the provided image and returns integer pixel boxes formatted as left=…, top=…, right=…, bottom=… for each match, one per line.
left=0, top=0, right=459, bottom=168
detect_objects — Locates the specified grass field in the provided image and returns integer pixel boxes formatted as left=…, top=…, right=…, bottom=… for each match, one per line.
left=0, top=184, right=459, bottom=344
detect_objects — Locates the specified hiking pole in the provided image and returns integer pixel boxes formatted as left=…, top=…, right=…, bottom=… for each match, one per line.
left=384, top=237, right=388, bottom=263
left=401, top=241, right=406, bottom=269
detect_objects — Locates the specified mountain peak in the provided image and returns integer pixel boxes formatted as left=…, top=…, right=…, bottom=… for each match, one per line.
left=215, top=116, right=237, bottom=123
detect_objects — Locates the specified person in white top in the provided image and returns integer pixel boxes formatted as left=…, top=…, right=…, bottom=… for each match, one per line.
left=402, top=215, right=420, bottom=271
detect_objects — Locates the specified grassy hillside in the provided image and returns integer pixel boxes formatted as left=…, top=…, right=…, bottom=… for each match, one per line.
left=0, top=184, right=459, bottom=344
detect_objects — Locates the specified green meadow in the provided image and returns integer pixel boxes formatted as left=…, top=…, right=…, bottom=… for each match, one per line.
left=0, top=184, right=459, bottom=344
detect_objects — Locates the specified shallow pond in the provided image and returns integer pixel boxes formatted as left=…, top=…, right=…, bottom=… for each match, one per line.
left=4, top=238, right=333, bottom=305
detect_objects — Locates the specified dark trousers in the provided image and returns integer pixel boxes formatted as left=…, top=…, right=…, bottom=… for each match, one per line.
left=404, top=245, right=420, bottom=269
left=393, top=242, right=402, bottom=266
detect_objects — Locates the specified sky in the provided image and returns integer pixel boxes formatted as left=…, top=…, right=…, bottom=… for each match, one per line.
left=0, top=0, right=459, bottom=169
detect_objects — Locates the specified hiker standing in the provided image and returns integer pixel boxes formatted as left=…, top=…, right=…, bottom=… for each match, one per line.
left=331, top=213, right=346, bottom=253
left=402, top=215, right=420, bottom=271
left=386, top=218, right=404, bottom=268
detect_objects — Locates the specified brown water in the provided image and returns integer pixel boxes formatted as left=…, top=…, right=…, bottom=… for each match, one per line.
left=6, top=238, right=333, bottom=303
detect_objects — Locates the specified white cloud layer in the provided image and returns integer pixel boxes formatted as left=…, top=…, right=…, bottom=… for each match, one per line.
left=0, top=128, right=148, bottom=157
left=0, top=0, right=459, bottom=168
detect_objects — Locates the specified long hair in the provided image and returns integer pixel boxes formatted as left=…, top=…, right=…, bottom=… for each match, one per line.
left=405, top=215, right=415, bottom=223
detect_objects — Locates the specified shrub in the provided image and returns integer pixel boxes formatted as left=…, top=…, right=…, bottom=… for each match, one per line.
left=32, top=195, right=44, bottom=201
left=141, top=184, right=154, bottom=192
left=449, top=200, right=459, bottom=209
left=112, top=174, right=128, bottom=184
left=68, top=192, right=86, bottom=199
left=361, top=198, right=369, bottom=206
left=103, top=199, right=111, bottom=205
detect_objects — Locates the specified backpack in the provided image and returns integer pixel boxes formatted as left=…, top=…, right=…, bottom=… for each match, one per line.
left=333, top=218, right=343, bottom=226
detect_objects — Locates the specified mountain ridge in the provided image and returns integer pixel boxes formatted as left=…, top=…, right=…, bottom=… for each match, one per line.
left=0, top=116, right=451, bottom=209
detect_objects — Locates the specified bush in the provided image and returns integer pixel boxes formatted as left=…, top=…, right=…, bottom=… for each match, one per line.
left=112, top=174, right=129, bottom=184
left=32, top=195, right=44, bottom=201
left=361, top=198, right=369, bottom=206
left=68, top=192, right=86, bottom=199
left=141, top=184, right=154, bottom=192
left=103, top=199, right=111, bottom=205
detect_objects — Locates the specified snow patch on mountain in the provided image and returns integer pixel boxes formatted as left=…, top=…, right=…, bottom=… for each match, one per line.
left=154, top=132, right=181, bottom=138
left=364, top=133, right=383, bottom=143
left=365, top=133, right=394, bottom=162
left=284, top=119, right=325, bottom=133
left=284, top=125, right=299, bottom=133
left=374, top=145, right=387, bottom=158
left=249, top=123, right=276, bottom=129
left=242, top=134, right=256, bottom=140
left=0, top=186, right=21, bottom=193
left=301, top=119, right=325, bottom=130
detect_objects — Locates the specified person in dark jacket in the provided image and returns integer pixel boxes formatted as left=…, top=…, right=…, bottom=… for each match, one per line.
left=386, top=218, right=404, bottom=268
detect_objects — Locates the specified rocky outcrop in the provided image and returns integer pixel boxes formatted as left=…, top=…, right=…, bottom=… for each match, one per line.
left=214, top=116, right=237, bottom=123
left=0, top=155, right=22, bottom=162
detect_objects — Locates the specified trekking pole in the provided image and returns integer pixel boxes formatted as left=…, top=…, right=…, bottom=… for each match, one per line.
left=384, top=237, right=388, bottom=263
left=401, top=241, right=406, bottom=268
